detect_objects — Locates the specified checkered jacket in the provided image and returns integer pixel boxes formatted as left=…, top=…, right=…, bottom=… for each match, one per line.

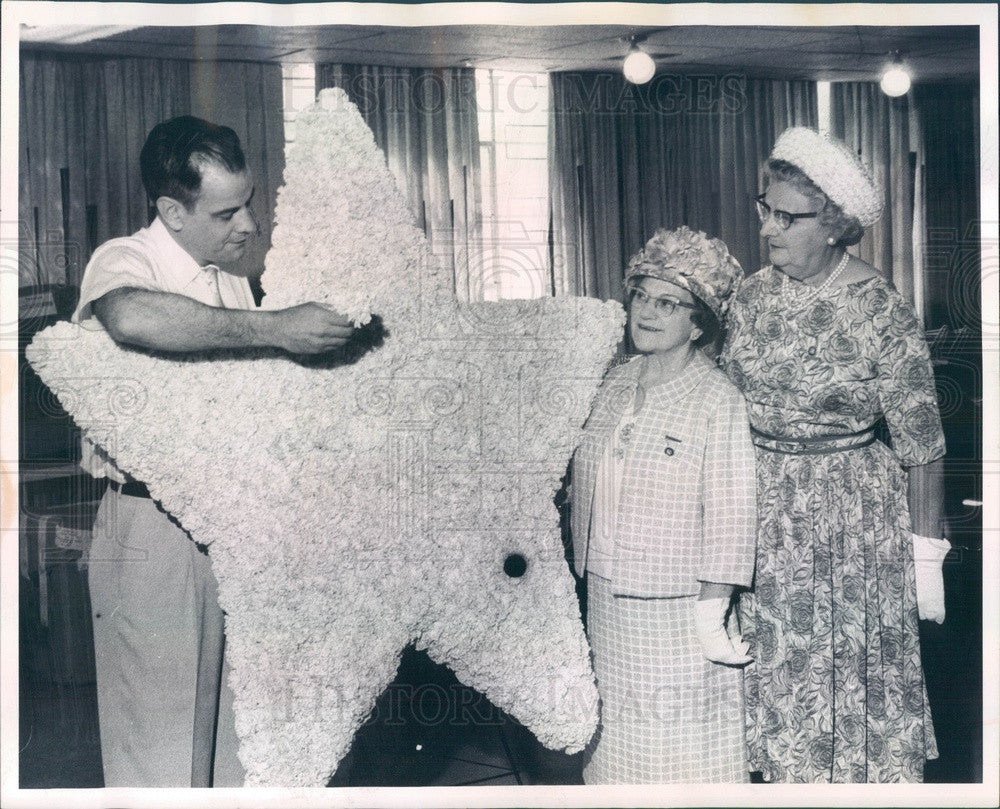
left=571, top=353, right=757, bottom=597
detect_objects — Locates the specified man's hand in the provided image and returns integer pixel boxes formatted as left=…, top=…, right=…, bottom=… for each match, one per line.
left=272, top=303, right=356, bottom=354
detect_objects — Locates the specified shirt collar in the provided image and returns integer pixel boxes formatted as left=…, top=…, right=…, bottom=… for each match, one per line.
left=630, top=350, right=716, bottom=409
left=147, top=217, right=218, bottom=286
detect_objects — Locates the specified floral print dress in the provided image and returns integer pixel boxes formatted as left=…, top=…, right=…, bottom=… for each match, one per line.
left=720, top=268, right=945, bottom=783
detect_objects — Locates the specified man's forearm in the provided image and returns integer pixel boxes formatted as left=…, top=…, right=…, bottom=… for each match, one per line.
left=94, top=287, right=279, bottom=352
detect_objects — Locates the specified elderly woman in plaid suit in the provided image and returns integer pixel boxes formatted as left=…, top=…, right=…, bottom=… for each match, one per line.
left=571, top=226, right=756, bottom=783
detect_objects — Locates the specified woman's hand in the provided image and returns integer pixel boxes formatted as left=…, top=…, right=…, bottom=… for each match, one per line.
left=695, top=585, right=752, bottom=666
left=913, top=533, right=950, bottom=623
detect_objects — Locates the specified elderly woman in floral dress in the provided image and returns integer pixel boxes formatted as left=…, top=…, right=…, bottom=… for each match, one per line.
left=720, top=127, right=949, bottom=783
left=572, top=226, right=756, bottom=783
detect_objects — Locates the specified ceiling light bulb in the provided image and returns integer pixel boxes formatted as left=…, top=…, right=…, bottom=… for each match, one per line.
left=623, top=50, right=656, bottom=84
left=880, top=65, right=911, bottom=97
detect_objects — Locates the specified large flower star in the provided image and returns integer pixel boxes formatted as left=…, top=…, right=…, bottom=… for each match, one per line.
left=27, top=89, right=624, bottom=786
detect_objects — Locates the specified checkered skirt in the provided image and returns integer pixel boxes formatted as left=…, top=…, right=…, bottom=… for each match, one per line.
left=583, top=574, right=748, bottom=783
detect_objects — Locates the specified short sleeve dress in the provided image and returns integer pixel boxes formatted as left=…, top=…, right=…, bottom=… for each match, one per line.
left=720, top=267, right=946, bottom=783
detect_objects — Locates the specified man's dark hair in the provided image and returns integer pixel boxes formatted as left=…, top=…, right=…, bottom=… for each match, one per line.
left=140, top=116, right=246, bottom=209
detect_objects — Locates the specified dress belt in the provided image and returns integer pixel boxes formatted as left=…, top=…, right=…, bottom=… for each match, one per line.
left=750, top=426, right=877, bottom=456
left=108, top=479, right=151, bottom=498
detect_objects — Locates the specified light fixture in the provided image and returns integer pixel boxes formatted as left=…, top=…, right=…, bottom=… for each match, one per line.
left=622, top=36, right=656, bottom=85
left=879, top=51, right=912, bottom=97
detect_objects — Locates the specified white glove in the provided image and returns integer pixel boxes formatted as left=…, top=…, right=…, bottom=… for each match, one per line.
left=694, top=597, right=752, bottom=666
left=913, top=533, right=950, bottom=624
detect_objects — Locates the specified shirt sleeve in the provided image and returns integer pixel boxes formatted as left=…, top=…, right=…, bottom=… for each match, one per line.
left=73, top=242, right=161, bottom=323
left=698, top=384, right=757, bottom=588
left=875, top=293, right=946, bottom=467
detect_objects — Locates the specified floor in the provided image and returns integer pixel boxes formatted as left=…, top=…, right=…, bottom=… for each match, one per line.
left=327, top=648, right=586, bottom=787
left=19, top=630, right=981, bottom=789
left=18, top=644, right=585, bottom=789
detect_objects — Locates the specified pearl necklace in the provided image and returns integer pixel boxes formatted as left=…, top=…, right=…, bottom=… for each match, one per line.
left=780, top=250, right=849, bottom=311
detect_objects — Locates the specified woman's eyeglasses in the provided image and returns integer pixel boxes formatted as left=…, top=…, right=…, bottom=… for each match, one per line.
left=755, top=194, right=819, bottom=230
left=627, top=286, right=699, bottom=317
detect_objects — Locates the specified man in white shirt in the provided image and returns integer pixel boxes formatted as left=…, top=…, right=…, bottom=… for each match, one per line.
left=73, top=115, right=354, bottom=787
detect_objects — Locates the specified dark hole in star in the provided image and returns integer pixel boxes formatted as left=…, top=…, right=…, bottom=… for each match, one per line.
left=503, top=553, right=528, bottom=578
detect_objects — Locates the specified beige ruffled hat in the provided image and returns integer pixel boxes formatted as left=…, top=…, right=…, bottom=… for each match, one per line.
left=769, top=126, right=884, bottom=227
left=624, top=226, right=744, bottom=320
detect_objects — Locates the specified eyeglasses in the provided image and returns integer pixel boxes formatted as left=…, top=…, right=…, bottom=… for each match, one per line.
left=627, top=286, right=699, bottom=317
left=755, top=194, right=819, bottom=230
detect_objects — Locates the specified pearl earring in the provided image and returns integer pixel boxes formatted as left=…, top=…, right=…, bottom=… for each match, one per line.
left=826, top=236, right=836, bottom=245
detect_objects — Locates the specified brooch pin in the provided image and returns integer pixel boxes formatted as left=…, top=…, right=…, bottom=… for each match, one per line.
left=663, top=433, right=681, bottom=456
left=614, top=422, right=635, bottom=459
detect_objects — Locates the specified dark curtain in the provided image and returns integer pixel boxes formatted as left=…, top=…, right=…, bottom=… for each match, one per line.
left=914, top=82, right=980, bottom=332
left=912, top=81, right=983, bottom=787
left=188, top=60, right=286, bottom=284
left=18, top=52, right=284, bottom=287
left=548, top=73, right=817, bottom=299
left=831, top=81, right=981, bottom=330
left=315, top=64, right=483, bottom=301
left=830, top=83, right=919, bottom=304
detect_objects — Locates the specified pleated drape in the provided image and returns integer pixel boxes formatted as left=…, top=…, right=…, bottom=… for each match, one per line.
left=548, top=73, right=817, bottom=299
left=830, top=82, right=918, bottom=304
left=315, top=64, right=483, bottom=301
left=18, top=53, right=284, bottom=287
left=188, top=60, right=285, bottom=285
left=913, top=82, right=980, bottom=330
